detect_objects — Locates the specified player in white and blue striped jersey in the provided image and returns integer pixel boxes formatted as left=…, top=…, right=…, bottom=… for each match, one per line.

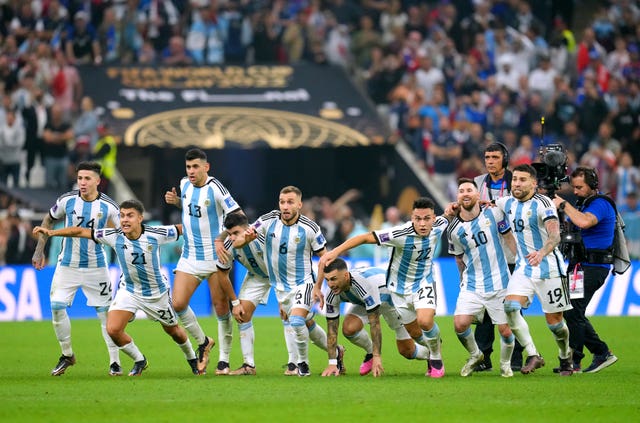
left=246, top=186, right=329, bottom=377
left=164, top=148, right=242, bottom=375
left=222, top=212, right=339, bottom=376
left=32, top=161, right=121, bottom=376
left=317, top=259, right=430, bottom=377
left=494, top=164, right=573, bottom=375
left=34, top=199, right=199, bottom=377
left=317, top=197, right=452, bottom=378
left=447, top=178, right=517, bottom=377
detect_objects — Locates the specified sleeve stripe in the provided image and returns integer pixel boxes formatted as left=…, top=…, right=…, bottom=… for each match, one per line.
left=209, top=177, right=230, bottom=195
left=534, top=194, right=552, bottom=207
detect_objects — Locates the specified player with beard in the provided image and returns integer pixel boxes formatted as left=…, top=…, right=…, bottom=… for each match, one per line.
left=494, top=164, right=573, bottom=376
left=447, top=178, right=517, bottom=377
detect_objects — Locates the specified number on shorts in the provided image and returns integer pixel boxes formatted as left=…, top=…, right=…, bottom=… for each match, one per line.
left=99, top=282, right=111, bottom=296
left=295, top=290, right=303, bottom=305
left=417, top=286, right=434, bottom=300
left=546, top=287, right=563, bottom=304
left=158, top=308, right=174, bottom=321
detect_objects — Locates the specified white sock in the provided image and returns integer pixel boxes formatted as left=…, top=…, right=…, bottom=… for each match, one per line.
left=120, top=341, right=144, bottom=362
left=177, top=307, right=206, bottom=345
left=178, top=339, right=196, bottom=360
left=283, top=320, right=297, bottom=364
left=500, top=334, right=515, bottom=366
left=97, top=309, right=120, bottom=364
left=412, top=343, right=430, bottom=360
left=217, top=312, right=233, bottom=363
left=549, top=321, right=571, bottom=359
left=456, top=327, right=480, bottom=356
left=506, top=310, right=538, bottom=357
left=51, top=306, right=73, bottom=356
left=308, top=321, right=328, bottom=351
left=290, top=316, right=309, bottom=364
left=345, top=330, right=373, bottom=354
left=239, top=321, right=255, bottom=367
left=423, top=323, right=442, bottom=360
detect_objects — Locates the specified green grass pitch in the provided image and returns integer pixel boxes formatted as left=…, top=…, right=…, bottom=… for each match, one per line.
left=1, top=316, right=639, bottom=423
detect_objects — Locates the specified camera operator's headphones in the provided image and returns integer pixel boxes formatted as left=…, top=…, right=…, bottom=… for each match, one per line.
left=582, top=167, right=599, bottom=190
left=487, top=142, right=510, bottom=169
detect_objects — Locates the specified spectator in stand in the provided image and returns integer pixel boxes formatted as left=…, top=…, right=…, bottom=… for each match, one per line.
left=576, top=27, right=606, bottom=75
left=429, top=116, right=461, bottom=201
left=66, top=11, right=102, bottom=65
left=93, top=122, right=117, bottom=194
left=51, top=49, right=82, bottom=120
left=0, top=108, right=26, bottom=188
left=379, top=0, right=407, bottom=45
left=35, top=0, right=69, bottom=45
left=616, top=152, right=640, bottom=202
left=528, top=53, right=557, bottom=107
left=4, top=207, right=36, bottom=265
left=162, top=35, right=193, bottom=66
left=350, top=14, right=382, bottom=70
left=139, top=0, right=180, bottom=53
left=42, top=104, right=73, bottom=190
left=96, top=6, right=121, bottom=64
left=73, top=96, right=99, bottom=149
left=251, top=9, right=282, bottom=63
left=607, top=36, right=631, bottom=79
left=494, top=54, right=521, bottom=93
left=186, top=5, right=227, bottom=65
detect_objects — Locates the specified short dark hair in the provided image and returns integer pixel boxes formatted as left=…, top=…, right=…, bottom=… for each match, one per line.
left=185, top=148, right=207, bottom=162
left=76, top=161, right=102, bottom=175
left=280, top=185, right=302, bottom=197
left=223, top=212, right=248, bottom=229
left=120, top=199, right=144, bottom=215
left=512, top=164, right=537, bottom=178
left=324, top=257, right=348, bottom=273
left=413, top=197, right=435, bottom=211
left=457, top=177, right=477, bottom=188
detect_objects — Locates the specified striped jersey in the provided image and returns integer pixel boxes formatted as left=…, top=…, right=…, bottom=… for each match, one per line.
left=179, top=176, right=240, bottom=262
left=253, top=211, right=327, bottom=292
left=325, top=267, right=388, bottom=319
left=495, top=194, right=566, bottom=278
left=447, top=206, right=511, bottom=294
left=93, top=225, right=180, bottom=298
left=49, top=191, right=120, bottom=268
left=373, top=216, right=449, bottom=294
left=218, top=235, right=269, bottom=280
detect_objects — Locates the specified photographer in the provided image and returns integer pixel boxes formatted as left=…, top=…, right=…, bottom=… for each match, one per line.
left=552, top=167, right=618, bottom=373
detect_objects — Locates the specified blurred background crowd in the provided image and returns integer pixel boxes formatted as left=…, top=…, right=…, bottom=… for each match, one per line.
left=0, top=0, right=639, bottom=266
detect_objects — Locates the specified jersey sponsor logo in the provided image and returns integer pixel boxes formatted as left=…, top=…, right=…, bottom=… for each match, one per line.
left=316, top=234, right=326, bottom=244
left=378, top=232, right=390, bottom=242
left=364, top=296, right=375, bottom=307
left=224, top=197, right=237, bottom=208
left=326, top=304, right=335, bottom=314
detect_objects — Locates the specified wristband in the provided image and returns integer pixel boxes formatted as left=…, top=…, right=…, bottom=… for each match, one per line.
left=231, top=299, right=240, bottom=307
left=328, top=359, right=338, bottom=366
left=559, top=201, right=567, bottom=212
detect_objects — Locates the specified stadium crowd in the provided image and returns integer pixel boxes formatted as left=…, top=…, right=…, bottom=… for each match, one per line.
left=1, top=0, right=639, bottom=263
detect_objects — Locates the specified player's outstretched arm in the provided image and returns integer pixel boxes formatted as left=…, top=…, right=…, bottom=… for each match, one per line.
left=32, top=214, right=56, bottom=270
left=33, top=226, right=92, bottom=239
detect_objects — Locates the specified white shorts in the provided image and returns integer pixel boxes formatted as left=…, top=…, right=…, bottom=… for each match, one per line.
left=175, top=257, right=217, bottom=282
left=344, top=299, right=411, bottom=341
left=110, top=288, right=179, bottom=327
left=507, top=269, right=573, bottom=313
left=239, top=274, right=271, bottom=306
left=390, top=285, right=437, bottom=325
left=454, top=289, right=508, bottom=325
left=276, top=283, right=316, bottom=318
left=50, top=265, right=113, bottom=308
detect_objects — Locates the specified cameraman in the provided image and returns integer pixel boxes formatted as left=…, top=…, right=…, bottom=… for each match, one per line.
left=552, top=166, right=618, bottom=373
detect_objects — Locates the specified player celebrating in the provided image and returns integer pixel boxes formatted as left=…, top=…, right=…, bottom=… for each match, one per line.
left=447, top=178, right=517, bottom=377
left=32, top=161, right=122, bottom=376
left=34, top=200, right=199, bottom=376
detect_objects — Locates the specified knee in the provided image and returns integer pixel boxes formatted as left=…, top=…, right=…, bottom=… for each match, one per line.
left=503, top=300, right=522, bottom=314
left=290, top=315, right=306, bottom=328
left=172, top=298, right=188, bottom=313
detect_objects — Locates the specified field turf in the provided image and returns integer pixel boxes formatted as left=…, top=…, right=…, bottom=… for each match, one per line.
left=1, top=316, right=638, bottom=423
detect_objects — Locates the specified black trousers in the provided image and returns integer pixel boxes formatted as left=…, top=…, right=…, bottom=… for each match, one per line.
left=564, top=265, right=610, bottom=363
